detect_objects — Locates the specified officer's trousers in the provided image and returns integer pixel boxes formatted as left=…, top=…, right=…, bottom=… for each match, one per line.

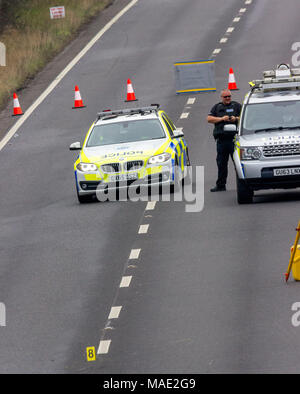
left=216, top=139, right=234, bottom=188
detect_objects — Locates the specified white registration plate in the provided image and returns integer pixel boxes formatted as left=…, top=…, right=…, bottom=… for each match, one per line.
left=110, top=173, right=138, bottom=182
left=273, top=167, right=300, bottom=176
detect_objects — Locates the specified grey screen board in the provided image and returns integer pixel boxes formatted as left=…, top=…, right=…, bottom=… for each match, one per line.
left=174, top=60, right=216, bottom=94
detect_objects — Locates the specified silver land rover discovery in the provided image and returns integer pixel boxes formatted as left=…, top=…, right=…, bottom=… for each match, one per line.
left=228, top=63, right=300, bottom=204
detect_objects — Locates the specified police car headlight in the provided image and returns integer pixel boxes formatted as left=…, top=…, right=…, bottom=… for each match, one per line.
left=240, top=147, right=262, bottom=160
left=147, top=153, right=171, bottom=165
left=76, top=162, right=98, bottom=172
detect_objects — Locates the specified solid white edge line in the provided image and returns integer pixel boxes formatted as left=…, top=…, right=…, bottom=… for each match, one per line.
left=97, top=339, right=111, bottom=354
left=0, top=0, right=139, bottom=152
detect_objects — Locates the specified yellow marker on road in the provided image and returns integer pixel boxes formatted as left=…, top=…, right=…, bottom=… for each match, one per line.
left=285, top=221, right=300, bottom=282
left=291, top=245, right=300, bottom=281
left=86, top=346, right=96, bottom=362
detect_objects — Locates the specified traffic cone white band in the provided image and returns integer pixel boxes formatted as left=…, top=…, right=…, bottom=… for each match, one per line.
left=127, top=84, right=134, bottom=93
left=229, top=73, right=235, bottom=83
left=75, top=90, right=82, bottom=101
left=228, top=68, right=238, bottom=90
left=13, top=98, right=20, bottom=107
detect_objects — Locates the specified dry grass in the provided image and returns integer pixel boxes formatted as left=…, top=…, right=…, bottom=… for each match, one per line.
left=0, top=0, right=111, bottom=107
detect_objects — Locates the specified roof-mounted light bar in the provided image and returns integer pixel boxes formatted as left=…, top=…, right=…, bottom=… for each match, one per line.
left=250, top=64, right=300, bottom=92
left=97, top=104, right=160, bottom=120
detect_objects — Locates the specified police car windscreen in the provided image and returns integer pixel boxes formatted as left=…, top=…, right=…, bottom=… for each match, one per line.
left=242, top=101, right=300, bottom=135
left=87, top=119, right=166, bottom=147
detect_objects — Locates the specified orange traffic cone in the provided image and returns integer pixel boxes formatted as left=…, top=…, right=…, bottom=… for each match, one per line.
left=72, top=85, right=86, bottom=109
left=228, top=68, right=238, bottom=90
left=12, top=93, right=23, bottom=116
left=125, top=79, right=138, bottom=102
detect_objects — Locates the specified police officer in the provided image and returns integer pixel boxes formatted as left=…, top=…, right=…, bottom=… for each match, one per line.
left=207, top=89, right=241, bottom=192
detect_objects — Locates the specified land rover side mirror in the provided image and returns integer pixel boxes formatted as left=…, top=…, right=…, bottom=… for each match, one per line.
left=223, top=124, right=237, bottom=133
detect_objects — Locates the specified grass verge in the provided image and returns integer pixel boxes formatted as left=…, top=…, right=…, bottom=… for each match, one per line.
left=0, top=0, right=112, bottom=108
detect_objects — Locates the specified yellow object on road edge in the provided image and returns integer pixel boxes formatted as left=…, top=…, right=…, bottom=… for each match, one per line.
left=291, top=245, right=300, bottom=281
left=285, top=221, right=300, bottom=282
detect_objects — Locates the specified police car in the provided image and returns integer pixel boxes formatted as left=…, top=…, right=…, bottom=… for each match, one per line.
left=69, top=104, right=191, bottom=203
left=225, top=64, right=300, bottom=203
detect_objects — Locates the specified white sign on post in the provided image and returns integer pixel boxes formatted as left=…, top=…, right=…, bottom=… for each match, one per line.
left=0, top=302, right=6, bottom=327
left=50, top=6, right=66, bottom=19
left=0, top=42, right=6, bottom=66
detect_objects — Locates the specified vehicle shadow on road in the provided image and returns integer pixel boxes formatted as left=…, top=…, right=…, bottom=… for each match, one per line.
left=254, top=190, right=300, bottom=204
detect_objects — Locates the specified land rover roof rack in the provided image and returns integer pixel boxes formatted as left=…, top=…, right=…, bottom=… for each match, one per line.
left=97, top=104, right=160, bottom=120
left=249, top=63, right=300, bottom=92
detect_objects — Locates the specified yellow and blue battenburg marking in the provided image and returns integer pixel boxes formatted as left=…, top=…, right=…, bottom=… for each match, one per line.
left=166, top=139, right=187, bottom=180
left=234, top=140, right=245, bottom=178
left=174, top=59, right=216, bottom=94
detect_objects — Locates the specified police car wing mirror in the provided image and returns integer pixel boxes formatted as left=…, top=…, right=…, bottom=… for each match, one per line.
left=172, top=128, right=184, bottom=138
left=69, top=141, right=81, bottom=150
left=223, top=124, right=237, bottom=133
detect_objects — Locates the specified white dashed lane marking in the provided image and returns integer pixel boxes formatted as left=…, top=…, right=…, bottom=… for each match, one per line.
left=108, top=306, right=122, bottom=319
left=187, top=97, right=195, bottom=105
left=119, top=276, right=132, bottom=288
left=129, top=248, right=141, bottom=259
left=146, top=201, right=156, bottom=210
left=180, top=112, right=189, bottom=119
left=211, top=2, right=251, bottom=60
left=138, top=224, right=149, bottom=234
left=97, top=340, right=111, bottom=355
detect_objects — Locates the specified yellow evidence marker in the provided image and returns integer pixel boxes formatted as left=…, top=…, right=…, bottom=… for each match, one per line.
left=86, top=347, right=96, bottom=362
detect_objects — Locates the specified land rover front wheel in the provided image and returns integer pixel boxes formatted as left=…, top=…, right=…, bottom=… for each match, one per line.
left=236, top=176, right=254, bottom=204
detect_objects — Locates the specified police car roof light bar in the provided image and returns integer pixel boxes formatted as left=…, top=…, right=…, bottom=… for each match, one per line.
left=97, top=104, right=160, bottom=120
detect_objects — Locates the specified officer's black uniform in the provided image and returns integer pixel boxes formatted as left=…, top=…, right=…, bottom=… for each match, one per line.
left=208, top=100, right=241, bottom=189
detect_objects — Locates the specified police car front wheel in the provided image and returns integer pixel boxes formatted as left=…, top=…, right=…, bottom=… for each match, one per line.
left=77, top=192, right=95, bottom=204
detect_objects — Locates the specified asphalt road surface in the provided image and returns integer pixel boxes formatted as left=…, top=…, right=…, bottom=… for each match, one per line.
left=1, top=0, right=300, bottom=374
